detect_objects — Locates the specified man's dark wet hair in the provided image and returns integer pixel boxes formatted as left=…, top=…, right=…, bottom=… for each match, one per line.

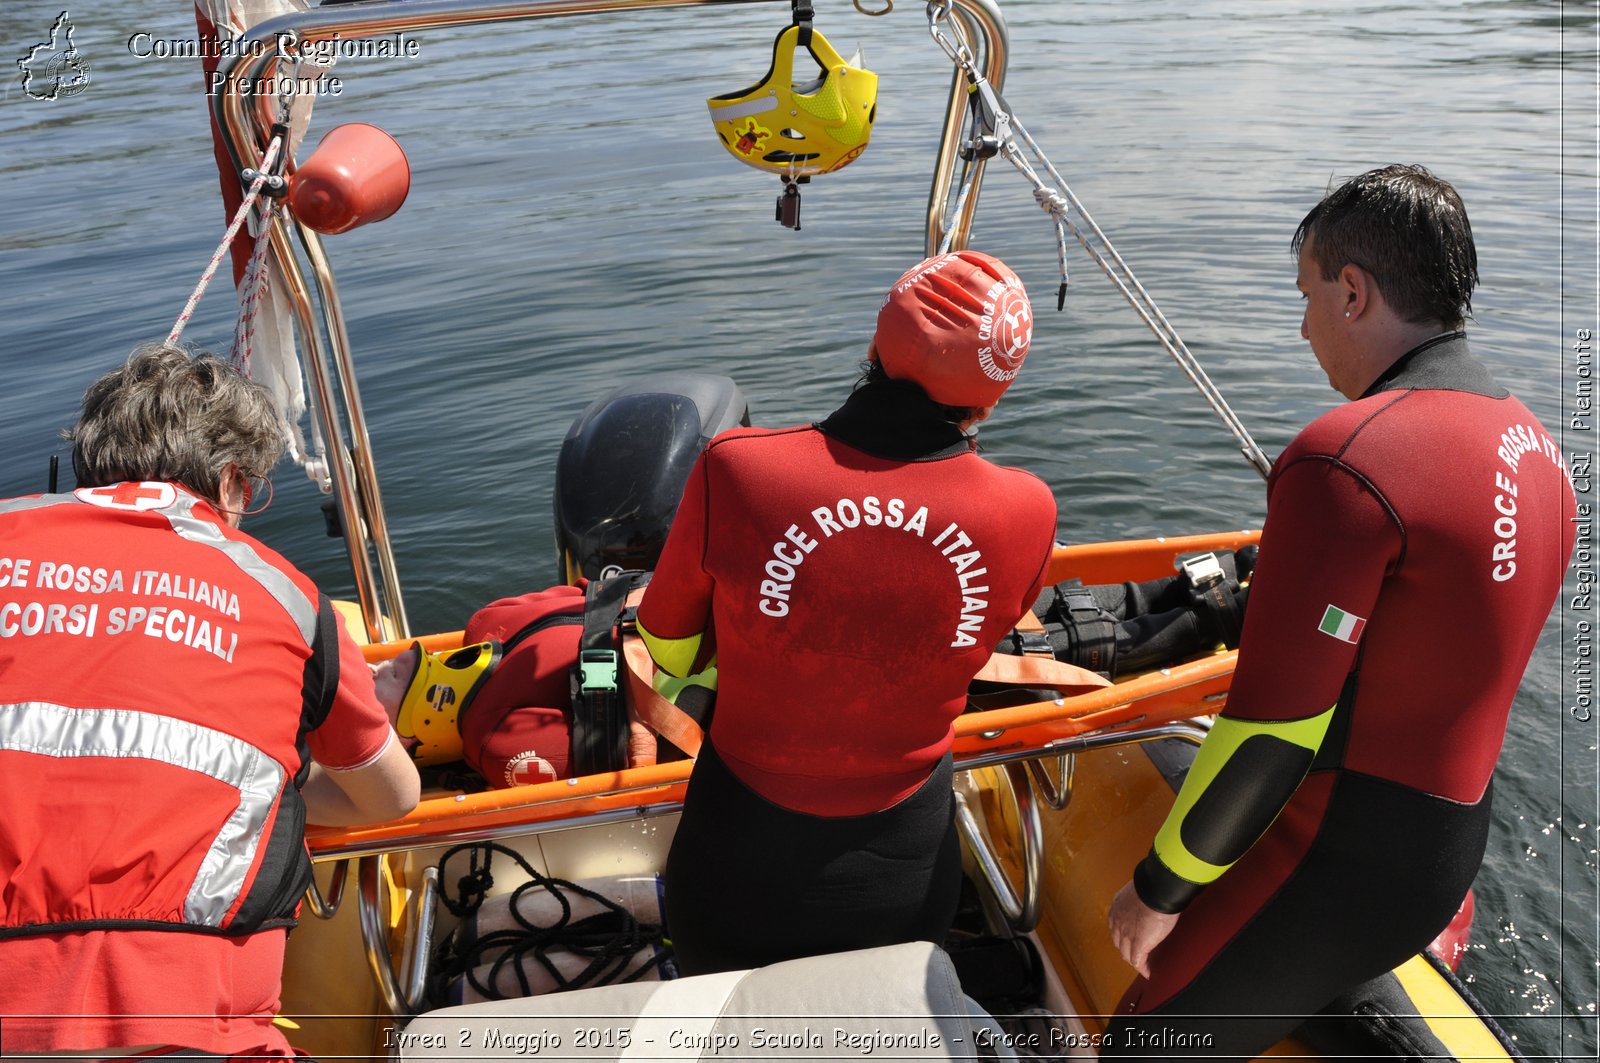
left=856, top=358, right=982, bottom=427
left=1292, top=164, right=1479, bottom=330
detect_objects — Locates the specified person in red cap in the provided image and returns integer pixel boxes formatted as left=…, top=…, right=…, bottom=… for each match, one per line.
left=636, top=250, right=1058, bottom=974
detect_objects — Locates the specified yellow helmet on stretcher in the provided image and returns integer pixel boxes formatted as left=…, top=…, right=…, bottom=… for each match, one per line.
left=707, top=25, right=878, bottom=178
left=394, top=640, right=501, bottom=766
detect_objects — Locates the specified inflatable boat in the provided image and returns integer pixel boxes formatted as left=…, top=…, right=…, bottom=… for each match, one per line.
left=270, top=371, right=1509, bottom=1062
left=188, top=0, right=1526, bottom=1057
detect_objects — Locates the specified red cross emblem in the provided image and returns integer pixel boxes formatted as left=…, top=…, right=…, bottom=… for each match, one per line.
left=76, top=481, right=176, bottom=511
left=505, top=751, right=557, bottom=787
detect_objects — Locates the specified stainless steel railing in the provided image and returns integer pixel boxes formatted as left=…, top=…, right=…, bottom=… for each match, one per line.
left=209, top=0, right=1009, bottom=636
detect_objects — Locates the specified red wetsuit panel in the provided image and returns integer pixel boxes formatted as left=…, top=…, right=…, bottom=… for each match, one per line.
left=0, top=484, right=392, bottom=1053
left=639, top=418, right=1056, bottom=817
left=1226, top=350, right=1575, bottom=802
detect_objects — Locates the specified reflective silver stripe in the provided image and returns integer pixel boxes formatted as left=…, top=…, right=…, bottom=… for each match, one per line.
left=0, top=492, right=80, bottom=516
left=706, top=95, right=779, bottom=123
left=0, top=700, right=286, bottom=928
left=1, top=486, right=318, bottom=646
left=161, top=491, right=318, bottom=646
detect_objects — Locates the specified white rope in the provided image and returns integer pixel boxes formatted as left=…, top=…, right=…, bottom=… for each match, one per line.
left=937, top=162, right=976, bottom=256
left=231, top=196, right=278, bottom=374
left=166, top=135, right=284, bottom=349
left=928, top=8, right=1273, bottom=481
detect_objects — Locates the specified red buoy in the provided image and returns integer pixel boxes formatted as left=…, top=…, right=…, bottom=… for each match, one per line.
left=288, top=123, right=410, bottom=234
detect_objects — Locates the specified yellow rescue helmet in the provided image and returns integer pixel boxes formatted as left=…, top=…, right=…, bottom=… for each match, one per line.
left=395, top=640, right=501, bottom=766
left=707, top=25, right=878, bottom=178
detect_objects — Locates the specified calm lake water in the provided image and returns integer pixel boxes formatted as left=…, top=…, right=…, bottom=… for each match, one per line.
left=2, top=0, right=1595, bottom=1056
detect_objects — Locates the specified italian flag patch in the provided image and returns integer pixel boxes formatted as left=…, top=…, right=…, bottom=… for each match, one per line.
left=1318, top=604, right=1367, bottom=644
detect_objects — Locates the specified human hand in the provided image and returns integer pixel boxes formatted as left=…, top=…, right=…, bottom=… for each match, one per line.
left=1107, top=881, right=1180, bottom=979
left=627, top=704, right=657, bottom=767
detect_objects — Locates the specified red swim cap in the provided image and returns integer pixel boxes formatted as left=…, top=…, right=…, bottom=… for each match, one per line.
left=873, top=250, right=1033, bottom=408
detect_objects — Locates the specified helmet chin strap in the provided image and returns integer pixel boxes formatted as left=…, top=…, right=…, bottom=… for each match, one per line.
left=777, top=175, right=808, bottom=230
left=791, top=0, right=814, bottom=47
left=777, top=0, right=815, bottom=229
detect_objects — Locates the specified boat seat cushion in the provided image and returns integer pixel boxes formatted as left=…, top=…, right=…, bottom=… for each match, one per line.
left=395, top=941, right=1017, bottom=1060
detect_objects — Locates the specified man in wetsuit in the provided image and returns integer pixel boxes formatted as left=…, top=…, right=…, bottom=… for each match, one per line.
left=1103, top=165, right=1576, bottom=1058
left=0, top=343, right=420, bottom=1056
left=637, top=250, right=1058, bottom=975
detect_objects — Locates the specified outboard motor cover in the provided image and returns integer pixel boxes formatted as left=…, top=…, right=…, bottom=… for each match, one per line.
left=554, top=373, right=749, bottom=583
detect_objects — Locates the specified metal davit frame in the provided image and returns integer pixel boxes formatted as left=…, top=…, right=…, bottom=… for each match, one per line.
left=210, top=0, right=1011, bottom=639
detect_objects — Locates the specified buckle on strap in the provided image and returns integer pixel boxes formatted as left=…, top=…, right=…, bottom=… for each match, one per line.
left=578, top=648, right=618, bottom=692
left=1012, top=629, right=1053, bottom=658
left=1180, top=552, right=1226, bottom=590
left=1059, top=587, right=1105, bottom=625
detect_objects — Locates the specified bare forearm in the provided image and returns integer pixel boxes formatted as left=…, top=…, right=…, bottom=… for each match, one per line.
left=302, top=739, right=420, bottom=826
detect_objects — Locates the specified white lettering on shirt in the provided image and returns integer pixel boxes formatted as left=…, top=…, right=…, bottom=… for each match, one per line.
left=755, top=499, right=990, bottom=645
left=0, top=556, right=242, bottom=662
left=1491, top=425, right=1566, bottom=582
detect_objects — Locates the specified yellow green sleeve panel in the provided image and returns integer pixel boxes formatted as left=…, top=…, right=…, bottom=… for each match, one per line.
left=1134, top=706, right=1336, bottom=914
left=636, top=617, right=704, bottom=679
left=653, top=664, right=719, bottom=698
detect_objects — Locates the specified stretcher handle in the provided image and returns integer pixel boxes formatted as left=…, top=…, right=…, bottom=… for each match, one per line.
left=303, top=856, right=350, bottom=919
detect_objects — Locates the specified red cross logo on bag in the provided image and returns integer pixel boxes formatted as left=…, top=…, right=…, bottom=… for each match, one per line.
left=505, top=751, right=558, bottom=788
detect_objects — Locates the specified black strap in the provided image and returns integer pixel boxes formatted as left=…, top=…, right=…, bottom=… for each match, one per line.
left=792, top=0, right=814, bottom=46
left=1003, top=628, right=1054, bottom=658
left=1052, top=586, right=1118, bottom=676
left=1191, top=579, right=1245, bottom=648
left=502, top=610, right=584, bottom=656
left=569, top=574, right=639, bottom=775
left=295, top=592, right=343, bottom=786
left=1181, top=555, right=1246, bottom=649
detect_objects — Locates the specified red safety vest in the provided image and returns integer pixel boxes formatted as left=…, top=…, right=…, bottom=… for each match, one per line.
left=0, top=483, right=339, bottom=938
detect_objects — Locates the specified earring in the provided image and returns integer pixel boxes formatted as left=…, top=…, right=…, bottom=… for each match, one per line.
left=1344, top=311, right=1351, bottom=318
